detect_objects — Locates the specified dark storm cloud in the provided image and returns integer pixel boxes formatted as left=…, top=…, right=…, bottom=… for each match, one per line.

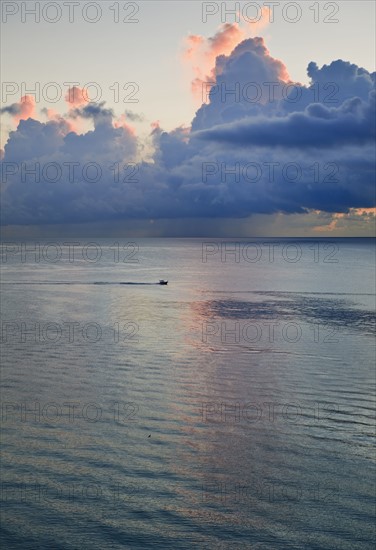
left=195, top=93, right=375, bottom=148
left=1, top=37, right=375, bottom=226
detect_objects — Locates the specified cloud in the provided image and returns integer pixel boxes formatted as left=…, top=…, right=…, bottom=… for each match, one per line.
left=191, top=36, right=292, bottom=131
left=313, top=208, right=376, bottom=233
left=124, top=110, right=144, bottom=123
left=0, top=95, right=36, bottom=125
left=64, top=86, right=88, bottom=108
left=195, top=93, right=375, bottom=148
left=3, top=118, right=70, bottom=163
left=183, top=9, right=271, bottom=100
left=41, top=108, right=77, bottom=133
left=1, top=34, right=375, bottom=230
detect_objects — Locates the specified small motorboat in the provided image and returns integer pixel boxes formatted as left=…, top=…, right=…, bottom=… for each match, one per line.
left=159, top=280, right=168, bottom=285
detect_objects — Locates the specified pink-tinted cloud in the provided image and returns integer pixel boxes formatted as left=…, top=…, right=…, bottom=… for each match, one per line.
left=3, top=95, right=37, bottom=125
left=313, top=208, right=376, bottom=232
left=150, top=120, right=161, bottom=136
left=18, top=95, right=36, bottom=122
left=113, top=114, right=136, bottom=136
left=183, top=7, right=274, bottom=100
left=65, top=86, right=88, bottom=108
left=43, top=108, right=77, bottom=134
left=184, top=24, right=244, bottom=98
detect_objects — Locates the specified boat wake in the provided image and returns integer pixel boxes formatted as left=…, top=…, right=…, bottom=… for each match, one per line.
left=1, top=282, right=168, bottom=286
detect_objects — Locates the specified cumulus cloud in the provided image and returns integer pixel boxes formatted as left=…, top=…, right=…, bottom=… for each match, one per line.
left=183, top=8, right=271, bottom=100
left=191, top=36, right=292, bottom=131
left=0, top=95, right=36, bottom=125
left=1, top=31, right=375, bottom=229
left=64, top=86, right=88, bottom=108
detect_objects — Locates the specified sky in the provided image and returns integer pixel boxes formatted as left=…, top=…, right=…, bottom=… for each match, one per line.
left=1, top=0, right=375, bottom=236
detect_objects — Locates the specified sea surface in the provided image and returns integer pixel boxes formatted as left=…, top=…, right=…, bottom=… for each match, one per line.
left=1, top=238, right=375, bottom=549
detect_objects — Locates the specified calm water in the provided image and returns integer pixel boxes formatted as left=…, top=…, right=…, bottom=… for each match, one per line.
left=1, top=238, right=375, bottom=549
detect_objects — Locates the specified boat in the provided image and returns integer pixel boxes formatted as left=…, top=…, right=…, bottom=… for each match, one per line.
left=159, top=280, right=168, bottom=285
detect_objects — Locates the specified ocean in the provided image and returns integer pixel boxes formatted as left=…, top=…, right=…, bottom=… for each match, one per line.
left=1, top=238, right=375, bottom=549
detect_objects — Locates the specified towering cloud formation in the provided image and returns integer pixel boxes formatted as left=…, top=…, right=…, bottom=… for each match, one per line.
left=1, top=30, right=375, bottom=228
left=192, top=36, right=291, bottom=130
left=184, top=8, right=271, bottom=100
